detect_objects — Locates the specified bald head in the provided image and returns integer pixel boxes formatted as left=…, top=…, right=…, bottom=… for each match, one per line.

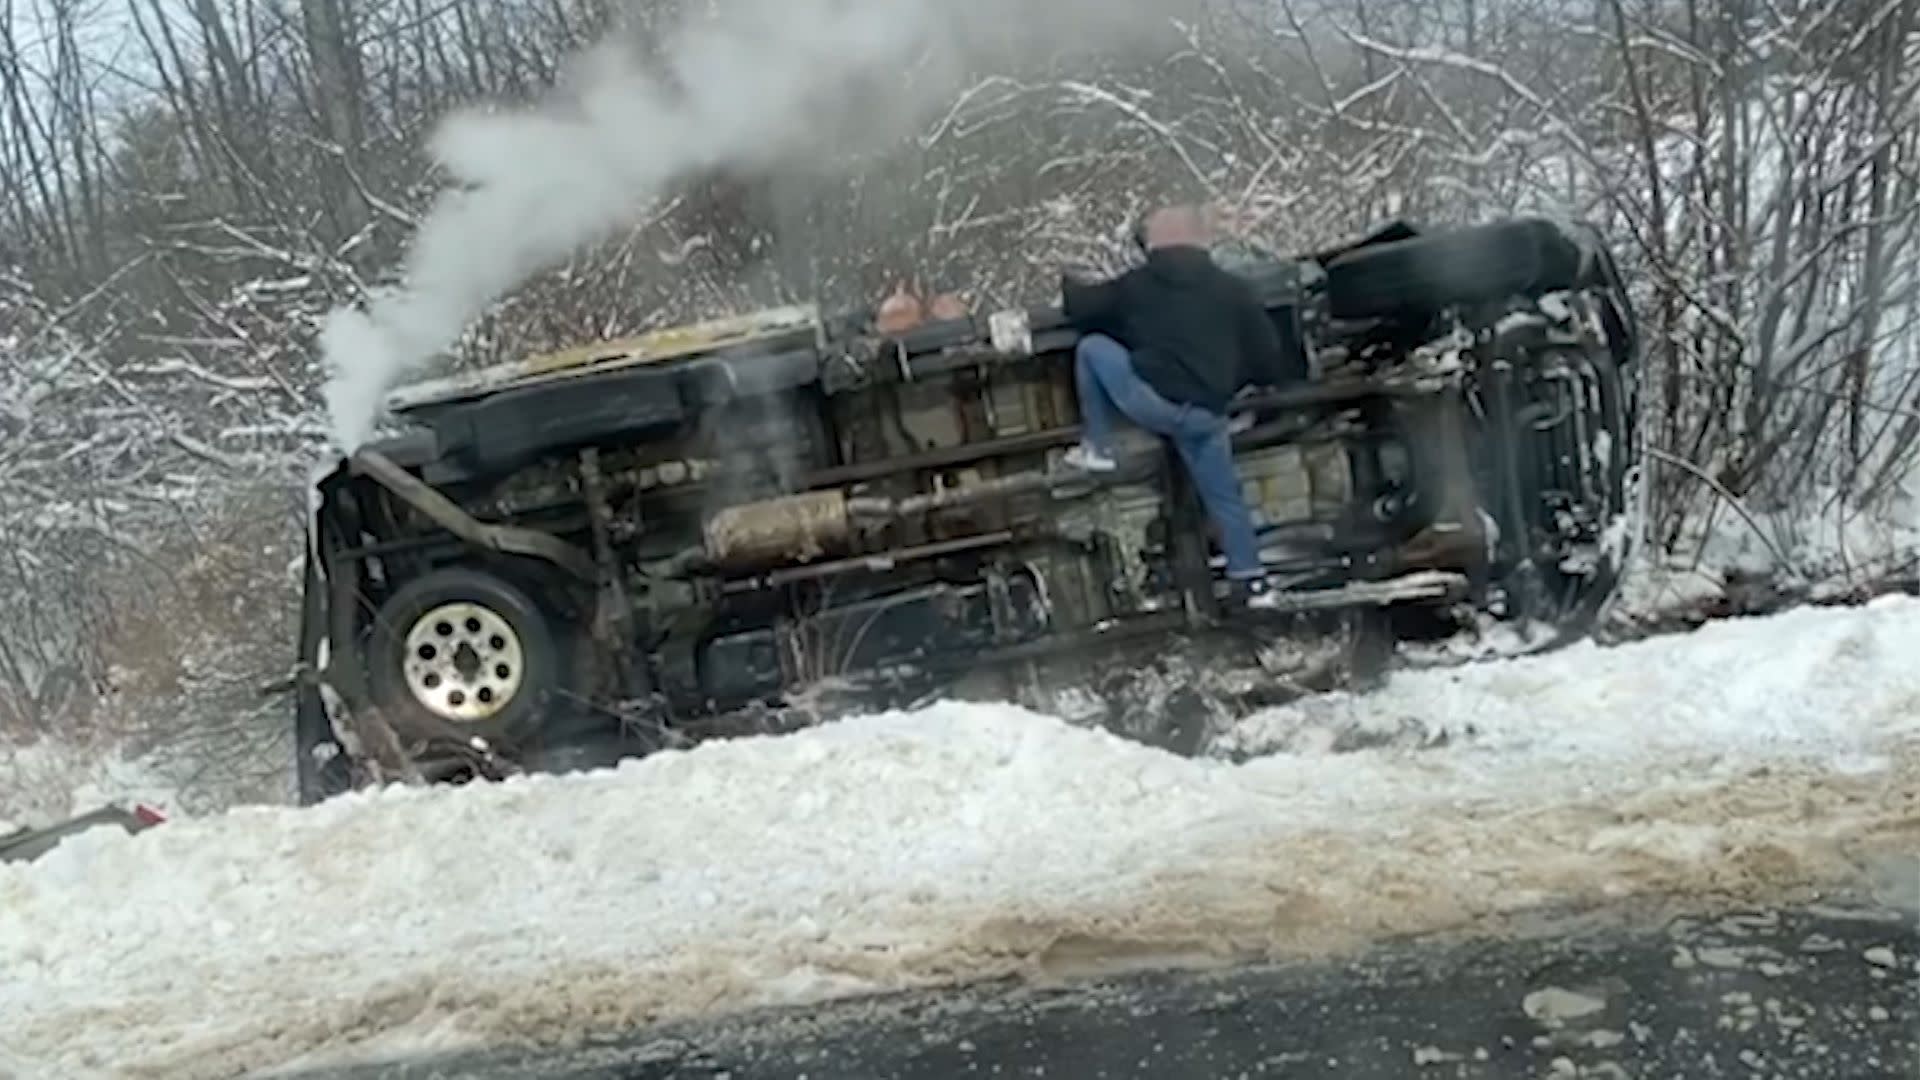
left=1141, top=204, right=1212, bottom=251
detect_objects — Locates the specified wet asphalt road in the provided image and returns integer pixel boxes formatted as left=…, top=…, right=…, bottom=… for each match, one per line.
left=303, top=894, right=1917, bottom=1080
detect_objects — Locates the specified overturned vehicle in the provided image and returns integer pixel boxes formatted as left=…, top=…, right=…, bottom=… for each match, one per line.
left=296, top=218, right=1641, bottom=802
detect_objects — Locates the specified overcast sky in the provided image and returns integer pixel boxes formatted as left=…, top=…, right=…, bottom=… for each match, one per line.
left=6, top=0, right=153, bottom=105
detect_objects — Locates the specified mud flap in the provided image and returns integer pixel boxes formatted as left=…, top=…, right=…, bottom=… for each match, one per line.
left=1346, top=608, right=1397, bottom=692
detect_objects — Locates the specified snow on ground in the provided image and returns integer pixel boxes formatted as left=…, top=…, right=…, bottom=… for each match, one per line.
left=0, top=671, right=294, bottom=825
left=0, top=738, right=185, bottom=827
left=1613, top=486, right=1920, bottom=624
left=4, top=600, right=1920, bottom=1080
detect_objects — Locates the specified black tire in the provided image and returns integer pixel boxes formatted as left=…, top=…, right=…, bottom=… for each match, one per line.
left=1325, top=219, right=1588, bottom=321
left=367, top=567, right=564, bottom=744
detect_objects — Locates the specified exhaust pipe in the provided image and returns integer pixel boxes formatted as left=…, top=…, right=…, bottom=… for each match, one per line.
left=702, top=469, right=1063, bottom=570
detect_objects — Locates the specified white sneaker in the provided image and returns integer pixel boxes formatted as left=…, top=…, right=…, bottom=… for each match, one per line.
left=1062, top=442, right=1118, bottom=473
left=1235, top=576, right=1286, bottom=611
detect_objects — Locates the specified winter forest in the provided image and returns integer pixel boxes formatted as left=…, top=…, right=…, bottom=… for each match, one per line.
left=2, top=0, right=1917, bottom=808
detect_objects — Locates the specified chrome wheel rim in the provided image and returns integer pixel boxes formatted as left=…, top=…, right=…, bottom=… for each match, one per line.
left=401, top=603, right=525, bottom=723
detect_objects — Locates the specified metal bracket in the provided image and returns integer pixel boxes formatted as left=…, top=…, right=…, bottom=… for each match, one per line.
left=351, top=449, right=598, bottom=583
left=1247, top=570, right=1470, bottom=615
left=820, top=350, right=873, bottom=395
left=989, top=308, right=1034, bottom=356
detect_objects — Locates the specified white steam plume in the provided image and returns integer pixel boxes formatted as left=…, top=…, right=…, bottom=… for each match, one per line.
left=321, top=0, right=1196, bottom=449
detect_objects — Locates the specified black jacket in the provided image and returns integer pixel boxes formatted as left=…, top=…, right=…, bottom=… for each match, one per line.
left=1061, top=246, right=1302, bottom=414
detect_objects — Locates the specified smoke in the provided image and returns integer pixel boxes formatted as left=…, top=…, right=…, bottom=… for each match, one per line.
left=320, top=0, right=1197, bottom=449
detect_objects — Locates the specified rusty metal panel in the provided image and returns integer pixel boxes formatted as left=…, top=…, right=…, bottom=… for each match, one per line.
left=386, top=304, right=821, bottom=412
left=704, top=490, right=851, bottom=569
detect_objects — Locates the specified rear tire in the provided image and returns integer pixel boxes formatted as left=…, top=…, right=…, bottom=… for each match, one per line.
left=1325, top=219, right=1588, bottom=321
left=367, top=567, right=564, bottom=744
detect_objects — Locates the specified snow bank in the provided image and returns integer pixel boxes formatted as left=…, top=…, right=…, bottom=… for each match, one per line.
left=0, top=739, right=184, bottom=826
left=0, top=676, right=293, bottom=826
left=1613, top=486, right=1920, bottom=624
left=4, top=600, right=1920, bottom=1079
left=1218, top=591, right=1920, bottom=760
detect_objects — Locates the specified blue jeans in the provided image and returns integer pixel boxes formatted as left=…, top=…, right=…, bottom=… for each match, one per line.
left=1074, top=334, right=1264, bottom=580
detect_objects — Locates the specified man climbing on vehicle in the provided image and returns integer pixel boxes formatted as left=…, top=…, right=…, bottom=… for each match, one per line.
left=1059, top=204, right=1306, bottom=611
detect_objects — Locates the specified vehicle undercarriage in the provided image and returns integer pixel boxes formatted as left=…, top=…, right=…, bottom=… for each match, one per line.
left=294, top=217, right=1641, bottom=802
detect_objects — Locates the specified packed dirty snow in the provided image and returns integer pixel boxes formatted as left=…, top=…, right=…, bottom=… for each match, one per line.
left=4, top=600, right=1920, bottom=1079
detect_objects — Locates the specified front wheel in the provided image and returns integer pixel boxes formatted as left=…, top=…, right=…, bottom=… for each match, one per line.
left=366, top=567, right=566, bottom=744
